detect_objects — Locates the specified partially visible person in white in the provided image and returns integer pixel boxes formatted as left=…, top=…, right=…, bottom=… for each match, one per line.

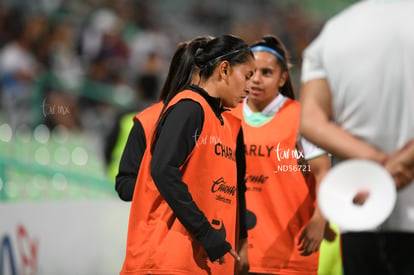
left=300, top=0, right=414, bottom=274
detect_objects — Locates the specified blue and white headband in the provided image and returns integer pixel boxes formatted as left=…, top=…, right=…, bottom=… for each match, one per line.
left=250, top=45, right=285, bottom=63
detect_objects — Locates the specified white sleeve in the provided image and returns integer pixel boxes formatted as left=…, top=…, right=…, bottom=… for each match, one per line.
left=299, top=135, right=327, bottom=160
left=301, top=33, right=327, bottom=83
left=300, top=28, right=330, bottom=160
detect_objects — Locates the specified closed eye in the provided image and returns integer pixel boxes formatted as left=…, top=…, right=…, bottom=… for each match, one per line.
left=246, top=71, right=254, bottom=80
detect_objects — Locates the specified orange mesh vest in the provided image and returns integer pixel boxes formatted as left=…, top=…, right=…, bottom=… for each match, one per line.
left=133, top=101, right=164, bottom=144
left=121, top=90, right=240, bottom=275
left=232, top=99, right=318, bottom=275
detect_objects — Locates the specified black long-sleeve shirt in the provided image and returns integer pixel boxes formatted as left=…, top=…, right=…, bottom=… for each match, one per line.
left=115, top=120, right=146, bottom=201
left=150, top=85, right=246, bottom=261
left=115, top=85, right=247, bottom=260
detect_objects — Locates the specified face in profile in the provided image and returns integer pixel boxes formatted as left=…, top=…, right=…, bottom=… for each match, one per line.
left=220, top=56, right=255, bottom=108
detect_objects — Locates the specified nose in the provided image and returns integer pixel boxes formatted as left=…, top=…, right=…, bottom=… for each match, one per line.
left=244, top=85, right=250, bottom=95
left=245, top=80, right=252, bottom=94
left=251, top=71, right=261, bottom=83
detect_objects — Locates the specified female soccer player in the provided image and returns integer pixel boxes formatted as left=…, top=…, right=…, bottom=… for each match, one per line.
left=120, top=34, right=255, bottom=275
left=231, top=35, right=331, bottom=275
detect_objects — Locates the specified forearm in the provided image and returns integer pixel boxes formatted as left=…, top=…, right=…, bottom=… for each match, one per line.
left=300, top=79, right=386, bottom=163
left=238, top=189, right=247, bottom=239
left=150, top=162, right=228, bottom=257
left=308, top=154, right=330, bottom=221
left=115, top=120, right=146, bottom=201
left=236, top=128, right=247, bottom=239
left=303, top=120, right=385, bottom=162
left=384, top=139, right=414, bottom=189
left=394, top=139, right=414, bottom=168
left=115, top=174, right=136, bottom=201
left=150, top=161, right=213, bottom=235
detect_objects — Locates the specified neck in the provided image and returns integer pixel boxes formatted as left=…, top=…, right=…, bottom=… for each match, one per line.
left=247, top=100, right=264, bottom=112
left=197, top=82, right=222, bottom=107
left=247, top=93, right=278, bottom=113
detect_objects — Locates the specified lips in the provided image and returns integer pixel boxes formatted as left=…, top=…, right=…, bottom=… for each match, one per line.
left=250, top=87, right=263, bottom=96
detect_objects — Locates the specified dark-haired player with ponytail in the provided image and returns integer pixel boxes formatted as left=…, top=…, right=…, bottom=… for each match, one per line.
left=230, top=35, right=331, bottom=275
left=113, top=36, right=213, bottom=201
left=120, top=34, right=254, bottom=275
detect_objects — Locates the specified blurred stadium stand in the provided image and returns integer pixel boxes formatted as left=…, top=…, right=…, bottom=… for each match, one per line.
left=0, top=0, right=358, bottom=202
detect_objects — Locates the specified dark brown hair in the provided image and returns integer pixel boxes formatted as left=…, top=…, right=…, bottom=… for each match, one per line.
left=251, top=35, right=295, bottom=99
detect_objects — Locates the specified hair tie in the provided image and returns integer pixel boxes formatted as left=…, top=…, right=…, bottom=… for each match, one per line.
left=195, top=48, right=204, bottom=56
left=203, top=48, right=246, bottom=67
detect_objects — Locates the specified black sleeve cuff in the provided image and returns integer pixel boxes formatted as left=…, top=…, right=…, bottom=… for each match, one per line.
left=197, top=226, right=232, bottom=262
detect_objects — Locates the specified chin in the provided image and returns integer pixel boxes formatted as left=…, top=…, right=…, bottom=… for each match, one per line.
left=249, top=94, right=261, bottom=100
left=221, top=100, right=233, bottom=108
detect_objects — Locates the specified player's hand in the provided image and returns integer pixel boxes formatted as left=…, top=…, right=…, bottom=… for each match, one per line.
left=217, top=248, right=240, bottom=264
left=352, top=189, right=370, bottom=205
left=323, top=223, right=337, bottom=242
left=236, top=238, right=249, bottom=275
left=384, top=140, right=414, bottom=190
left=298, top=216, right=326, bottom=256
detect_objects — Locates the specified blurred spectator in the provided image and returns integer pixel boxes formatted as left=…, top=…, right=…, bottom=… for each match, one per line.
left=43, top=91, right=81, bottom=130
left=48, top=21, right=84, bottom=89
left=78, top=8, right=128, bottom=64
left=135, top=51, right=163, bottom=102
left=127, top=27, right=172, bottom=81
left=0, top=5, right=9, bottom=48
left=78, top=53, right=111, bottom=110
left=0, top=7, right=45, bottom=129
left=39, top=21, right=83, bottom=130
left=103, top=54, right=159, bottom=179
